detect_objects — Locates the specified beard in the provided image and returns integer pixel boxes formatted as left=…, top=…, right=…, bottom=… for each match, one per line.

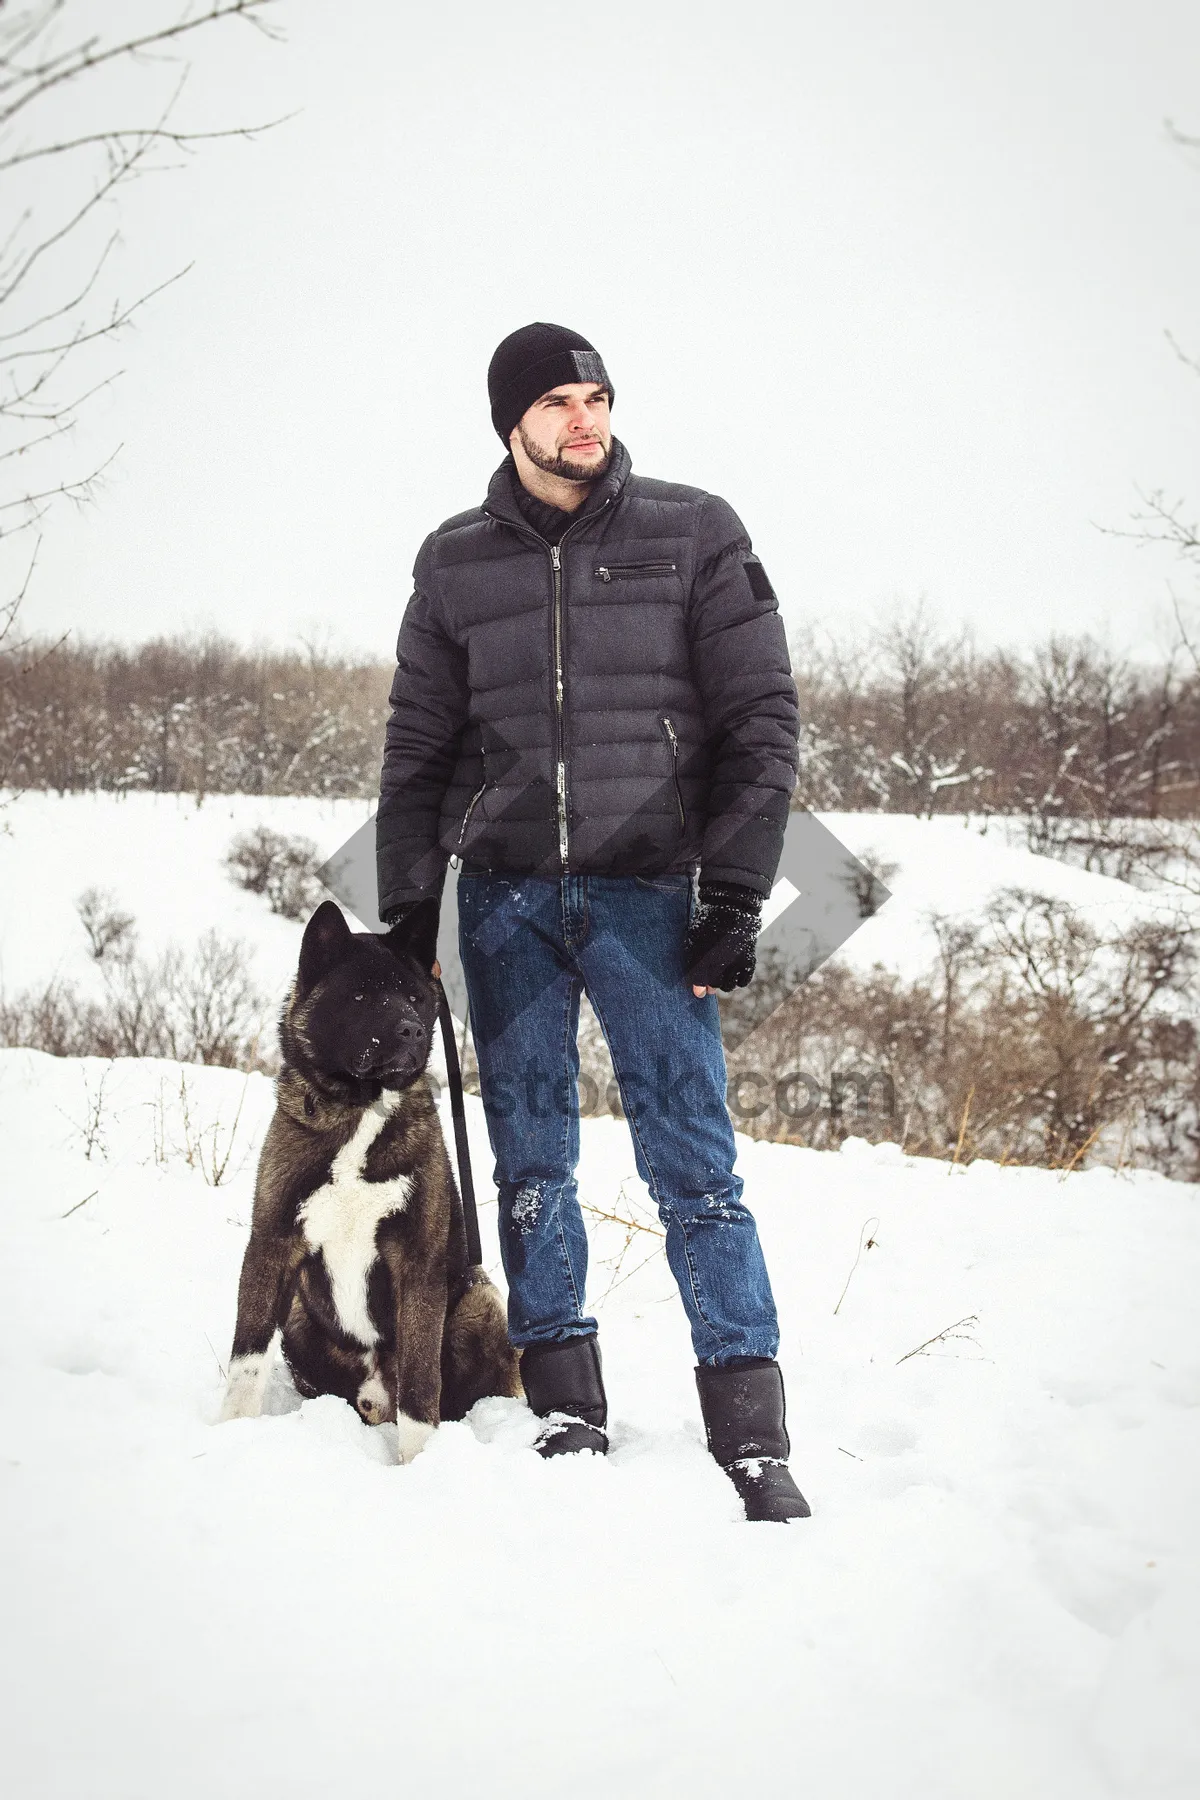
left=515, top=423, right=614, bottom=484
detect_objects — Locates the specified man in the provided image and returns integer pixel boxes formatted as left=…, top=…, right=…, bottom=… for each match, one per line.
left=376, top=322, right=809, bottom=1522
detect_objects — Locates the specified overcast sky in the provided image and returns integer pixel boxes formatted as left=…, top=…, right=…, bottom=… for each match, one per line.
left=13, top=0, right=1200, bottom=661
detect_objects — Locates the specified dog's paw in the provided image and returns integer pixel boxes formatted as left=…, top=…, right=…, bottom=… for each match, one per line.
left=356, top=1373, right=393, bottom=1427
left=394, top=1412, right=435, bottom=1464
left=219, top=1353, right=269, bottom=1422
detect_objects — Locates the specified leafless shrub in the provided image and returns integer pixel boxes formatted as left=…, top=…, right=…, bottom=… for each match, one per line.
left=225, top=825, right=325, bottom=920
left=721, top=890, right=1199, bottom=1179
left=581, top=1176, right=667, bottom=1300
left=173, top=1068, right=255, bottom=1186
left=0, top=976, right=102, bottom=1056
left=0, top=921, right=274, bottom=1071
left=57, top=1061, right=115, bottom=1162
left=77, top=887, right=136, bottom=962
left=842, top=847, right=898, bottom=920
left=159, top=930, right=270, bottom=1065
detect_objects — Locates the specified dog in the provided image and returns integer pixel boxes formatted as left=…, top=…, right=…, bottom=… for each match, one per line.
left=219, top=897, right=521, bottom=1460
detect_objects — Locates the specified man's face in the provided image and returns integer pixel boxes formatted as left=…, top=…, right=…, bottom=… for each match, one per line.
left=511, top=382, right=613, bottom=483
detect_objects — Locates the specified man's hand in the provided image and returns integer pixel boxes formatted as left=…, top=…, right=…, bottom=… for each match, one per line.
left=683, top=880, right=763, bottom=993
left=382, top=901, right=441, bottom=981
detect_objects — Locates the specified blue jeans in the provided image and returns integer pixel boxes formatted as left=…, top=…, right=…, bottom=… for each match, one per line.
left=456, top=868, right=780, bottom=1367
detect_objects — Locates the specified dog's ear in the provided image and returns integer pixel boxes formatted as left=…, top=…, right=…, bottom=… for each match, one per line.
left=298, top=900, right=354, bottom=994
left=383, top=897, right=440, bottom=976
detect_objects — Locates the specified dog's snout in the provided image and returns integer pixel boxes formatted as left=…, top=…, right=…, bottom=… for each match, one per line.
left=352, top=1006, right=427, bottom=1081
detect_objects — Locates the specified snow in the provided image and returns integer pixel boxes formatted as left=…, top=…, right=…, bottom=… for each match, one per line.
left=2, top=1043, right=1198, bottom=1799
left=1, top=790, right=1198, bottom=1794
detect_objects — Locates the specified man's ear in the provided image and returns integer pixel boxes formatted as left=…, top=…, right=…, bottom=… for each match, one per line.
left=384, top=898, right=440, bottom=976
left=298, top=900, right=354, bottom=995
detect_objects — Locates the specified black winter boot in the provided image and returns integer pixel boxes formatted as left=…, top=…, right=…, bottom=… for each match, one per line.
left=695, top=1358, right=812, bottom=1521
left=521, top=1336, right=608, bottom=1457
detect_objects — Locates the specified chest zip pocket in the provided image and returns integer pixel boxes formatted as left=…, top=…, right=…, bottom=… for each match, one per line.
left=596, top=560, right=678, bottom=582
left=660, top=716, right=685, bottom=832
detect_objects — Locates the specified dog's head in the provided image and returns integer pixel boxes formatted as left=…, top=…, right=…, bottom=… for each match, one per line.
left=292, top=899, right=441, bottom=1092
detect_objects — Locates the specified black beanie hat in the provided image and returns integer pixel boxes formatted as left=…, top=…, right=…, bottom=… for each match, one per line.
left=488, top=322, right=614, bottom=446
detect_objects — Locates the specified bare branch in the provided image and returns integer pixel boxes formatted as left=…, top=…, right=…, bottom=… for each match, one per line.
left=1164, top=327, right=1200, bottom=380
left=0, top=120, right=149, bottom=312
left=832, top=1216, right=879, bottom=1315
left=0, top=533, right=40, bottom=648
left=0, top=443, right=122, bottom=533
left=1097, top=487, right=1200, bottom=561
left=897, top=1315, right=983, bottom=1365
left=0, top=2, right=282, bottom=131
left=0, top=111, right=297, bottom=172
left=0, top=409, right=78, bottom=462
left=0, top=261, right=192, bottom=368
left=1165, top=117, right=1200, bottom=155
left=0, top=230, right=118, bottom=343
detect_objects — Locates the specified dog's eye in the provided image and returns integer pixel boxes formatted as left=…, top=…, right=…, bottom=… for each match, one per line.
left=353, top=993, right=365, bottom=1002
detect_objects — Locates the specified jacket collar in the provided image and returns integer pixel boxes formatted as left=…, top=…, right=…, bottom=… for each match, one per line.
left=482, top=436, right=632, bottom=529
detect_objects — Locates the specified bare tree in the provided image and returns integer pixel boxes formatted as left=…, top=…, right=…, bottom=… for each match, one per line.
left=1091, top=118, right=1200, bottom=900
left=879, top=601, right=990, bottom=817
left=0, top=0, right=286, bottom=798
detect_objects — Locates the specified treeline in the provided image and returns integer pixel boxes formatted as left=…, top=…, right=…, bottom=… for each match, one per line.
left=793, top=611, right=1200, bottom=823
left=0, top=635, right=391, bottom=799
left=3, top=614, right=1199, bottom=820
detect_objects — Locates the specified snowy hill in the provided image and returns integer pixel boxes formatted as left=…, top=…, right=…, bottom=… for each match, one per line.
left=0, top=791, right=1179, bottom=1010
left=2, top=1044, right=1197, bottom=1799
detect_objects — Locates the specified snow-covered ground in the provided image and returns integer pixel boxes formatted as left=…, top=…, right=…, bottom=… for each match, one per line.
left=1, top=793, right=1198, bottom=1795
left=2, top=1044, right=1198, bottom=1800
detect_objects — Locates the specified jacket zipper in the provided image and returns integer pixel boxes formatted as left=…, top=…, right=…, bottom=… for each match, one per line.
left=480, top=495, right=614, bottom=875
left=551, top=542, right=568, bottom=869
left=596, top=560, right=677, bottom=582
left=550, top=509, right=613, bottom=871
left=661, top=716, right=685, bottom=831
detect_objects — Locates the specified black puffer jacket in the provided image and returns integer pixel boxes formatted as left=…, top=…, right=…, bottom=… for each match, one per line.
left=376, top=439, right=800, bottom=913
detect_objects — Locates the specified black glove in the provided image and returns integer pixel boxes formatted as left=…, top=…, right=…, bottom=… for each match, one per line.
left=380, top=901, right=420, bottom=928
left=683, top=880, right=764, bottom=991
left=380, top=895, right=441, bottom=976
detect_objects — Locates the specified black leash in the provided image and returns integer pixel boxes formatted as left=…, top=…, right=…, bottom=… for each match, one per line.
left=434, top=979, right=482, bottom=1267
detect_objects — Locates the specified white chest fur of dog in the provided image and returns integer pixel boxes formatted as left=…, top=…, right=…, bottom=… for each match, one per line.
left=296, top=1095, right=414, bottom=1346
